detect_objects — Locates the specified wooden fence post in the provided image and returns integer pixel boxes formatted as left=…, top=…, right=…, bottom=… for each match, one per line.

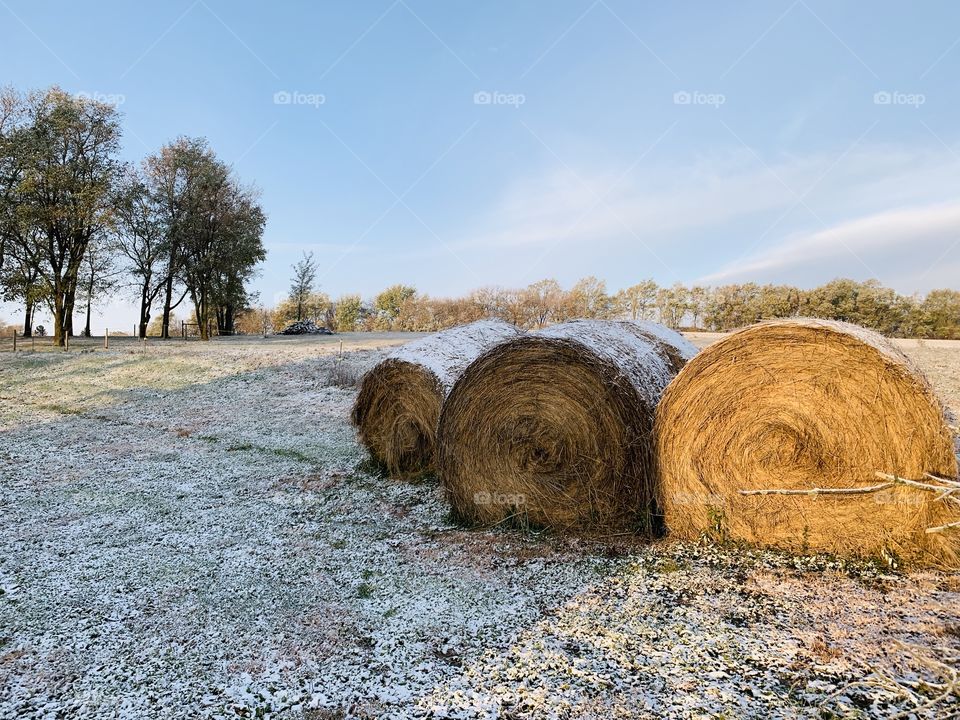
left=64, top=332, right=69, bottom=352
left=12, top=329, right=16, bottom=352
left=104, top=328, right=109, bottom=350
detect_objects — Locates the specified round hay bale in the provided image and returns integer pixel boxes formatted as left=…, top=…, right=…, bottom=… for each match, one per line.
left=656, top=318, right=960, bottom=566
left=352, top=319, right=521, bottom=478
left=437, top=319, right=679, bottom=532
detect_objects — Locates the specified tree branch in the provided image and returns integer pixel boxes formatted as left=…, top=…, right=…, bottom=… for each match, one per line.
left=738, top=472, right=960, bottom=535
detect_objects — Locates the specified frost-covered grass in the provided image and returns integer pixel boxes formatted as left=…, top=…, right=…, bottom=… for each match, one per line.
left=1, top=337, right=959, bottom=719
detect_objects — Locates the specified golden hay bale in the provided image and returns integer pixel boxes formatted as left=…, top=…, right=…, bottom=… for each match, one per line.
left=656, top=318, right=960, bottom=566
left=352, top=319, right=521, bottom=478
left=438, top=319, right=689, bottom=532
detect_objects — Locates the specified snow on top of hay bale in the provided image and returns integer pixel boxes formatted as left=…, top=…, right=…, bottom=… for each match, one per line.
left=611, top=320, right=699, bottom=375
left=625, top=320, right=698, bottom=361
left=388, top=318, right=522, bottom=393
left=536, top=319, right=676, bottom=407
left=352, top=319, right=521, bottom=478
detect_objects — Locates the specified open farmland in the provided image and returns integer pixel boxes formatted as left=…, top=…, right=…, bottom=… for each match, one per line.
left=1, top=334, right=959, bottom=719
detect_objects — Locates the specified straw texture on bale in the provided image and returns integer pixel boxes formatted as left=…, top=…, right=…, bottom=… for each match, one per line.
left=656, top=318, right=960, bottom=566
left=352, top=319, right=521, bottom=478
left=438, top=319, right=684, bottom=531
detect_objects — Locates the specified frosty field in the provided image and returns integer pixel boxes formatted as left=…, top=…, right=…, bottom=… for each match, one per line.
left=1, top=334, right=959, bottom=719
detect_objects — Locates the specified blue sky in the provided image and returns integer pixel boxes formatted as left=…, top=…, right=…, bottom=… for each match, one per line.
left=2, top=0, right=960, bottom=331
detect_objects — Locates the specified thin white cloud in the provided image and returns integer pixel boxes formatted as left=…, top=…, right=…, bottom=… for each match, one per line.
left=445, top=142, right=960, bottom=293
left=458, top=144, right=960, bottom=252
left=453, top=149, right=813, bottom=251
left=703, top=201, right=960, bottom=286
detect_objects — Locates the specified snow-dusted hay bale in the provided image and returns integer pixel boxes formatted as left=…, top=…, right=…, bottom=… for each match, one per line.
left=657, top=318, right=960, bottom=567
left=351, top=320, right=522, bottom=478
left=437, top=320, right=678, bottom=532
left=620, top=320, right=698, bottom=374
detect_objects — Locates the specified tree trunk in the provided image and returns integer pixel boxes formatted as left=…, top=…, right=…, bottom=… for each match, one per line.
left=191, top=287, right=206, bottom=340
left=83, top=271, right=95, bottom=337
left=161, top=272, right=174, bottom=339
left=139, top=288, right=151, bottom=339
left=64, top=285, right=75, bottom=337
left=200, top=296, right=208, bottom=340
left=224, top=305, right=234, bottom=335
left=53, top=291, right=66, bottom=347
left=22, top=302, right=33, bottom=338
left=83, top=297, right=92, bottom=337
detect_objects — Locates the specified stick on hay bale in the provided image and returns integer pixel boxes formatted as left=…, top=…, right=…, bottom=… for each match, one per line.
left=437, top=319, right=685, bottom=532
left=352, top=319, right=521, bottom=478
left=656, top=318, right=960, bottom=566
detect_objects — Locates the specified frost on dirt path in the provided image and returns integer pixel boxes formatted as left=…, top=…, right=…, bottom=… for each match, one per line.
left=1, top=339, right=959, bottom=719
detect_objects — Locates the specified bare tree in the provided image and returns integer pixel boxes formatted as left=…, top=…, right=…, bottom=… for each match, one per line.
left=289, top=251, right=318, bottom=322
left=614, top=279, right=658, bottom=321
left=523, top=278, right=563, bottom=328
left=77, top=235, right=120, bottom=336
left=565, top=276, right=611, bottom=320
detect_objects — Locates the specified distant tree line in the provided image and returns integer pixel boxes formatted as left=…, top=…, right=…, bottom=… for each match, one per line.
left=256, top=275, right=960, bottom=339
left=3, top=87, right=954, bottom=342
left=0, top=86, right=266, bottom=344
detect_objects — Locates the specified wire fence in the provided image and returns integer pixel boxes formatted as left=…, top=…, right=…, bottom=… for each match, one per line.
left=0, top=320, right=244, bottom=352
left=0, top=331, right=224, bottom=353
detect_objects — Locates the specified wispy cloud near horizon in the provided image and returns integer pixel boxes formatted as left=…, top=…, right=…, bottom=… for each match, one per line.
left=441, top=141, right=960, bottom=293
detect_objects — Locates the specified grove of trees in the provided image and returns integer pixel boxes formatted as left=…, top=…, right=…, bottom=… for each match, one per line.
left=262, top=275, right=960, bottom=339
left=0, top=86, right=266, bottom=343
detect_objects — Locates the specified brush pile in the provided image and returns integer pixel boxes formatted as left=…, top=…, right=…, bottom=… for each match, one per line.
left=277, top=320, right=332, bottom=335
